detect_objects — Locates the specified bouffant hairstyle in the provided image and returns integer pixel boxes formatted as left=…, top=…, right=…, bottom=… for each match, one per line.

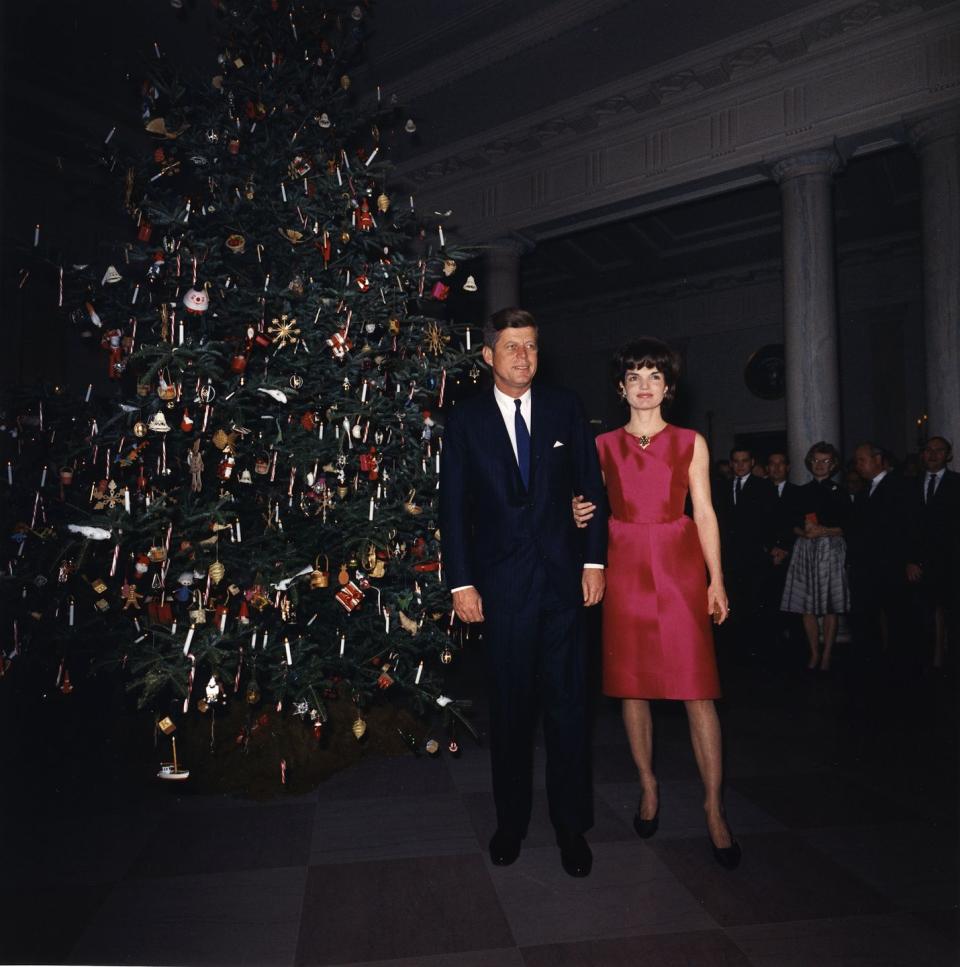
left=804, top=441, right=841, bottom=473
left=613, top=337, right=681, bottom=403
left=482, top=307, right=537, bottom=349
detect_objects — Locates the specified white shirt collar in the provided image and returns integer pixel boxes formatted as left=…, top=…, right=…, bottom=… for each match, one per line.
left=928, top=468, right=946, bottom=482
left=492, top=385, right=531, bottom=459
left=869, top=469, right=888, bottom=493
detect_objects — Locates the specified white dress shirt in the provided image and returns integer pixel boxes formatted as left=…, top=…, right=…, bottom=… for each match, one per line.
left=925, top=468, right=945, bottom=500
left=868, top=469, right=888, bottom=496
left=492, top=384, right=531, bottom=462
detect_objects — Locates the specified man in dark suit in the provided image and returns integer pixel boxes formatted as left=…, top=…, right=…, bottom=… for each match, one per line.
left=847, top=442, right=908, bottom=708
left=716, top=447, right=777, bottom=656
left=439, top=307, right=607, bottom=877
left=905, top=436, right=960, bottom=668
left=764, top=451, right=801, bottom=650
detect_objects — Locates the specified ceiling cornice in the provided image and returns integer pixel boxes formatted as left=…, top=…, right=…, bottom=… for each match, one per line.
left=395, top=0, right=949, bottom=187
left=378, top=0, right=634, bottom=102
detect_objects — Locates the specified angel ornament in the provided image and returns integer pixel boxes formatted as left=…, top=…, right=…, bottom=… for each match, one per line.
left=187, top=439, right=204, bottom=492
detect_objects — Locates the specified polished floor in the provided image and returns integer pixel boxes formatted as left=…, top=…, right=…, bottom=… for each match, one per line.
left=2, top=635, right=957, bottom=967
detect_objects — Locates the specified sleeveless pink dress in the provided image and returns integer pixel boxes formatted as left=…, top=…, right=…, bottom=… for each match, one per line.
left=596, top=425, right=720, bottom=699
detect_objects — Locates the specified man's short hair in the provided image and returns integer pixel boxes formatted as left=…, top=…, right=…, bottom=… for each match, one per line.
left=483, top=307, right=537, bottom=349
left=730, top=446, right=754, bottom=461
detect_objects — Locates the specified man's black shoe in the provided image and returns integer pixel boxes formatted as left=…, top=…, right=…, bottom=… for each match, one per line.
left=488, top=828, right=522, bottom=866
left=556, top=829, right=592, bottom=877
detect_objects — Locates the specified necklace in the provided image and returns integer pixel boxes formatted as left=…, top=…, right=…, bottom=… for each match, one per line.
left=625, top=425, right=667, bottom=450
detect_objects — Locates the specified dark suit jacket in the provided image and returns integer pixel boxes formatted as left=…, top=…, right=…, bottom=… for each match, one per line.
left=905, top=468, right=960, bottom=582
left=716, top=473, right=778, bottom=573
left=848, top=471, right=907, bottom=593
left=769, top=481, right=803, bottom=552
left=439, top=383, right=607, bottom=610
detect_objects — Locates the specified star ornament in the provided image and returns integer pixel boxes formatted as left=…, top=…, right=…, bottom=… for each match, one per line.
left=423, top=321, right=450, bottom=356
left=268, top=314, right=301, bottom=348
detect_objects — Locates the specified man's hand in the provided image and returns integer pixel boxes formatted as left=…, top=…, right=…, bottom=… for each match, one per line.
left=452, top=586, right=485, bottom=623
left=582, top=568, right=605, bottom=606
left=572, top=494, right=596, bottom=529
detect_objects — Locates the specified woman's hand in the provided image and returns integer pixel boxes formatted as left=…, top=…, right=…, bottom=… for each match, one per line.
left=707, top=582, right=729, bottom=624
left=572, top=494, right=596, bottom=529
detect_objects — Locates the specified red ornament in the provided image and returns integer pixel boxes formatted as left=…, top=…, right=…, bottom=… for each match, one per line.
left=334, top=581, right=364, bottom=612
left=230, top=353, right=248, bottom=374
left=327, top=329, right=353, bottom=359
left=101, top=328, right=124, bottom=379
left=431, top=280, right=450, bottom=301
left=357, top=198, right=374, bottom=231
left=300, top=410, right=316, bottom=431
left=138, top=221, right=153, bottom=243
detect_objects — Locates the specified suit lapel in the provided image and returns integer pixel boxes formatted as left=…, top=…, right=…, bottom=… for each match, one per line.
left=481, top=390, right=523, bottom=488
left=528, top=386, right=552, bottom=493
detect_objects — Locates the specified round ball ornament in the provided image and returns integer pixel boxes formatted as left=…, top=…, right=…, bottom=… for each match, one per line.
left=133, top=420, right=148, bottom=438
left=183, top=287, right=209, bottom=314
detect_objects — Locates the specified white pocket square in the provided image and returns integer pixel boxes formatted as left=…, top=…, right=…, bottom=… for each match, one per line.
left=553, top=440, right=565, bottom=448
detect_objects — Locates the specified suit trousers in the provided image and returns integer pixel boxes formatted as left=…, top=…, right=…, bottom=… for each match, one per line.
left=482, top=548, right=591, bottom=837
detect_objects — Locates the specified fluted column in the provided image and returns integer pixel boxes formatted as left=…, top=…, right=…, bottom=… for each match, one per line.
left=483, top=237, right=531, bottom=319
left=908, top=109, right=960, bottom=448
left=772, top=150, right=843, bottom=483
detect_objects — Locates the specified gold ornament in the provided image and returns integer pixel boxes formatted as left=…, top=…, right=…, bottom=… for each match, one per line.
left=267, top=314, right=300, bottom=347
left=423, top=321, right=450, bottom=356
left=441, top=646, right=453, bottom=665
left=208, top=561, right=225, bottom=585
left=90, top=480, right=125, bottom=510
left=133, top=421, right=148, bottom=438
left=245, top=682, right=260, bottom=704
left=376, top=193, right=390, bottom=213
left=351, top=717, right=367, bottom=739
left=310, top=555, right=330, bottom=588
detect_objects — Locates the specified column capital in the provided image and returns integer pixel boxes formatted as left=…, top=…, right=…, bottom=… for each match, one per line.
left=906, top=107, right=960, bottom=153
left=770, top=149, right=843, bottom=185
left=483, top=235, right=536, bottom=259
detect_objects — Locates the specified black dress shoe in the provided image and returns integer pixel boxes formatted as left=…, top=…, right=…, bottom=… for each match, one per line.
left=710, top=838, right=742, bottom=870
left=556, top=829, right=592, bottom=877
left=488, top=828, right=522, bottom=866
left=633, top=800, right=659, bottom=839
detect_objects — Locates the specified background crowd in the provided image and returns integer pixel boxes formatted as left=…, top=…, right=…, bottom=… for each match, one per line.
left=713, top=436, right=958, bottom=719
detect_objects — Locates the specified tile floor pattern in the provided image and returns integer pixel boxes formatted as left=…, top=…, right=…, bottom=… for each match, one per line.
left=2, top=656, right=957, bottom=967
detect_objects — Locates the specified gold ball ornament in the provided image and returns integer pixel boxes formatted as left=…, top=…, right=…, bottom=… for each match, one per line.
left=441, top=646, right=453, bottom=665
left=133, top=421, right=148, bottom=438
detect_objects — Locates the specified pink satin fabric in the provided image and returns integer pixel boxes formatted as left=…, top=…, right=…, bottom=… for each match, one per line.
left=597, top=425, right=720, bottom=699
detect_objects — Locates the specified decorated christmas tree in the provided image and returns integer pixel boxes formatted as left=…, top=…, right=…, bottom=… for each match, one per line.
left=1, top=0, right=481, bottom=784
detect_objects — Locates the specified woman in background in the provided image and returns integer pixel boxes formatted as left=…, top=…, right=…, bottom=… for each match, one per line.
left=780, top=442, right=850, bottom=671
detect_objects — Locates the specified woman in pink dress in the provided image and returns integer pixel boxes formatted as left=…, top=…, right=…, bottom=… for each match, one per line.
left=575, top=338, right=739, bottom=869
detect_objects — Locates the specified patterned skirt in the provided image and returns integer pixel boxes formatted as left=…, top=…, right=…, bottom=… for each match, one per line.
left=780, top=535, right=850, bottom=615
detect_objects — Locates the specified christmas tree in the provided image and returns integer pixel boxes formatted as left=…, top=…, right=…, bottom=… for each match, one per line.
left=2, top=0, right=480, bottom=781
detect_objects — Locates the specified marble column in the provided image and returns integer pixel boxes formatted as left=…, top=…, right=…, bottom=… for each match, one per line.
left=483, top=238, right=530, bottom=320
left=772, top=150, right=843, bottom=483
left=908, top=109, right=960, bottom=448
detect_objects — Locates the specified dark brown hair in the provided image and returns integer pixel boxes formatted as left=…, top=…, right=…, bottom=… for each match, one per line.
left=613, top=337, right=680, bottom=403
left=804, top=441, right=841, bottom=473
left=483, top=307, right=537, bottom=349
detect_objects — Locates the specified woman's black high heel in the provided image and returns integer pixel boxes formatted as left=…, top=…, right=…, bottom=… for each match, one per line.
left=633, top=799, right=659, bottom=839
left=709, top=835, right=741, bottom=870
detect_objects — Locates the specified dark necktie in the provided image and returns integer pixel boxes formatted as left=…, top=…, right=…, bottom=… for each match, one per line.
left=926, top=473, right=937, bottom=504
left=514, top=399, right=530, bottom=489
left=734, top=476, right=743, bottom=504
